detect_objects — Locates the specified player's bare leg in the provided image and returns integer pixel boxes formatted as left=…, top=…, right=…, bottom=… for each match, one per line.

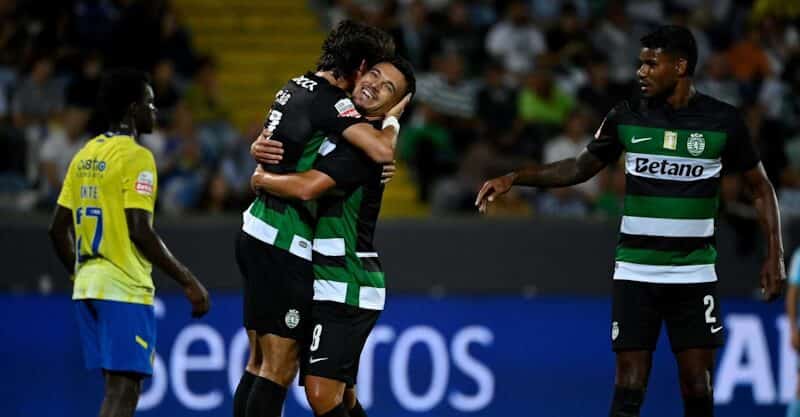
left=344, top=386, right=368, bottom=417
left=246, top=330, right=263, bottom=374
left=305, top=375, right=347, bottom=417
left=234, top=330, right=262, bottom=417
left=609, top=350, right=652, bottom=417
left=99, top=371, right=142, bottom=417
left=676, top=348, right=715, bottom=417
left=246, top=333, right=298, bottom=417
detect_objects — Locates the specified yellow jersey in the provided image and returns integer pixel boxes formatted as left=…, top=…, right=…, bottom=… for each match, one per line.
left=57, top=133, right=158, bottom=305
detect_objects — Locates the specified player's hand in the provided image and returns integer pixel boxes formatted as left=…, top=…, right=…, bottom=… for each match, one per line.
left=250, top=165, right=266, bottom=193
left=251, top=128, right=283, bottom=164
left=759, top=254, right=785, bottom=302
left=183, top=277, right=210, bottom=318
left=475, top=173, right=516, bottom=214
left=382, top=161, right=396, bottom=184
left=386, top=93, right=412, bottom=119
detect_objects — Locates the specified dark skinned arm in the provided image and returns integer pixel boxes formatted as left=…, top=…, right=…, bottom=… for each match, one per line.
left=475, top=149, right=609, bottom=212
left=250, top=165, right=336, bottom=201
left=125, top=208, right=210, bottom=317
left=742, top=163, right=785, bottom=301
left=788, top=283, right=800, bottom=351
left=48, top=204, right=76, bottom=274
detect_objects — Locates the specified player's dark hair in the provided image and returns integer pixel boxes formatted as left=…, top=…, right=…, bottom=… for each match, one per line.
left=640, top=25, right=698, bottom=76
left=317, top=20, right=396, bottom=79
left=97, top=68, right=150, bottom=124
left=389, top=56, right=416, bottom=96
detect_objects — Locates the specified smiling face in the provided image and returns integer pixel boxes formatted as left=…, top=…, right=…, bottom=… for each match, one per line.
left=636, top=47, right=683, bottom=98
left=352, top=62, right=408, bottom=116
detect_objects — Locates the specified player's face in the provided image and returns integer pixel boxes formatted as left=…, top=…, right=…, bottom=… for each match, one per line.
left=636, top=48, right=680, bottom=98
left=352, top=63, right=408, bottom=116
left=136, top=84, right=157, bottom=134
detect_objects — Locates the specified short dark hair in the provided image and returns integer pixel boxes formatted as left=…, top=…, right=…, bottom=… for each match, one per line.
left=317, top=20, right=396, bottom=79
left=640, top=25, right=698, bottom=76
left=97, top=68, right=150, bottom=124
left=389, top=56, right=416, bottom=97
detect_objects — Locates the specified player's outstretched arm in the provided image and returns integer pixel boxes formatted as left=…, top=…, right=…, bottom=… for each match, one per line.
left=125, top=209, right=210, bottom=317
left=788, top=283, right=800, bottom=351
left=48, top=204, right=76, bottom=274
left=743, top=163, right=785, bottom=301
left=342, top=94, right=411, bottom=163
left=475, top=149, right=607, bottom=213
left=250, top=165, right=335, bottom=201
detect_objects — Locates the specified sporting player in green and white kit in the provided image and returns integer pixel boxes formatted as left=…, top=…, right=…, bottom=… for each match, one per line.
left=476, top=25, right=785, bottom=417
left=233, top=21, right=410, bottom=417
left=251, top=57, right=414, bottom=417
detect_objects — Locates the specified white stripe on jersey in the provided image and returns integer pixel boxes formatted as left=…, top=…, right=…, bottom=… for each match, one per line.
left=621, top=216, right=714, bottom=238
left=614, top=262, right=717, bottom=283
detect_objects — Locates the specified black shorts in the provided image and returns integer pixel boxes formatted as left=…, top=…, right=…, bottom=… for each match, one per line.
left=235, top=231, right=313, bottom=340
left=611, top=280, right=724, bottom=352
left=299, top=301, right=381, bottom=387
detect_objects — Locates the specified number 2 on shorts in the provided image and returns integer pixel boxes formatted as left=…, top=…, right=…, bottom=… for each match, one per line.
left=703, top=295, right=717, bottom=324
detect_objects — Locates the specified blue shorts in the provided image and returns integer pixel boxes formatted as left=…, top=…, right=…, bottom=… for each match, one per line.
left=74, top=299, right=156, bottom=376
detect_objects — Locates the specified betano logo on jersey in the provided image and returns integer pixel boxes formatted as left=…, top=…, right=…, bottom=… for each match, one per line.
left=634, top=157, right=705, bottom=178
left=626, top=152, right=721, bottom=182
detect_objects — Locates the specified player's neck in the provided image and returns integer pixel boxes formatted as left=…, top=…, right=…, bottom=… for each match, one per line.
left=316, top=71, right=352, bottom=91
left=665, top=81, right=695, bottom=109
left=108, top=121, right=137, bottom=139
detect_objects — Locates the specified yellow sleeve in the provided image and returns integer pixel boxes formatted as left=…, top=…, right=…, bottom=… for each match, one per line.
left=122, top=147, right=158, bottom=212
left=56, top=158, right=76, bottom=209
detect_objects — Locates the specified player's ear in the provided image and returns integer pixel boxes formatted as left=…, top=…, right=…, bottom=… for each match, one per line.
left=676, top=57, right=688, bottom=77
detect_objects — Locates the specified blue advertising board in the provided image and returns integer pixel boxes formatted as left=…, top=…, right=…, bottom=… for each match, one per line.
left=0, top=294, right=791, bottom=417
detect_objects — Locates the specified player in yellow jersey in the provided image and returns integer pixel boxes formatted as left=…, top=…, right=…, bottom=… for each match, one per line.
left=48, top=69, right=210, bottom=417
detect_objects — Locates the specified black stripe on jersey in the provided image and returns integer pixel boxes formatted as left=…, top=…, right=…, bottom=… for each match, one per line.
left=359, top=256, right=383, bottom=273
left=262, top=195, right=287, bottom=213
left=356, top=179, right=384, bottom=252
left=313, top=253, right=346, bottom=268
left=625, top=175, right=719, bottom=198
left=318, top=197, right=344, bottom=218
left=618, top=233, right=716, bottom=252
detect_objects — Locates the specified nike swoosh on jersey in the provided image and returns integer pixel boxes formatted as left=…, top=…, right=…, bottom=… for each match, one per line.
left=631, top=136, right=653, bottom=143
left=710, top=326, right=723, bottom=334
left=309, top=357, right=328, bottom=364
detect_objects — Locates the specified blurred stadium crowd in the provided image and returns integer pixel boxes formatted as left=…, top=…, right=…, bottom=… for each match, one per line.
left=1, top=0, right=800, bottom=226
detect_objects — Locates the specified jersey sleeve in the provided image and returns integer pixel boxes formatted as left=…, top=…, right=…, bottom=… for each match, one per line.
left=586, top=105, right=624, bottom=164
left=56, top=158, right=76, bottom=209
left=310, top=88, right=369, bottom=135
left=313, top=140, right=374, bottom=189
left=122, top=147, right=158, bottom=212
left=721, top=109, right=760, bottom=173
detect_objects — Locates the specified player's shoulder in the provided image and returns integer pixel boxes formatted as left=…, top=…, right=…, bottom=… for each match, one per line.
left=114, top=137, right=155, bottom=166
left=693, top=92, right=742, bottom=121
left=606, top=98, right=638, bottom=119
left=287, top=72, right=343, bottom=97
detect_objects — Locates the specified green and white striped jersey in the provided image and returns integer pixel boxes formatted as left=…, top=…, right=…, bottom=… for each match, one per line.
left=241, top=73, right=367, bottom=260
left=587, top=94, right=759, bottom=284
left=310, top=131, right=386, bottom=310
